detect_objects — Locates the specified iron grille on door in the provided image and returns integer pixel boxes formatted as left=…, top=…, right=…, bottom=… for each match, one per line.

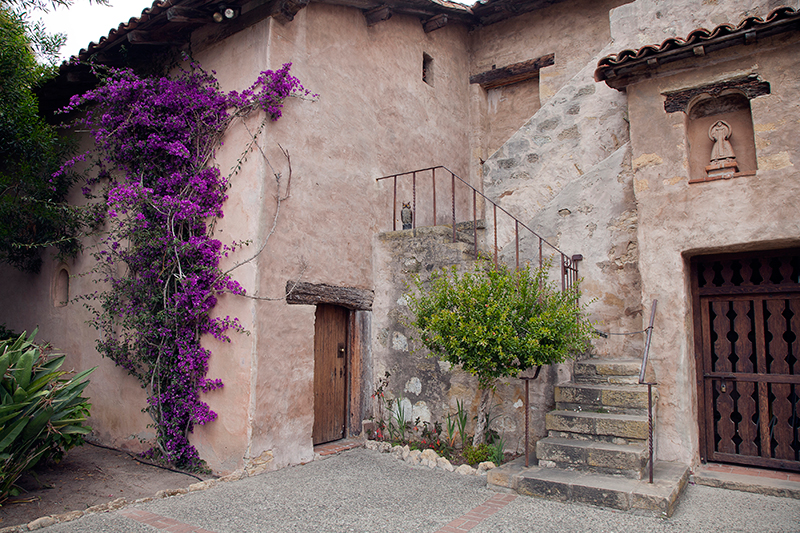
left=692, top=249, right=800, bottom=471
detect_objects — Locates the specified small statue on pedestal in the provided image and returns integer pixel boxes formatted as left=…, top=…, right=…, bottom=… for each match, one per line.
left=705, top=120, right=739, bottom=179
left=401, top=202, right=413, bottom=230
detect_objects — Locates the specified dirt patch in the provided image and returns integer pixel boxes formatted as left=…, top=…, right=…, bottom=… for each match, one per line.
left=0, top=443, right=211, bottom=529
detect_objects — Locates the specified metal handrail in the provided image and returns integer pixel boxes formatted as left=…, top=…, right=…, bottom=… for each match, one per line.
left=639, top=299, right=658, bottom=483
left=376, top=165, right=581, bottom=290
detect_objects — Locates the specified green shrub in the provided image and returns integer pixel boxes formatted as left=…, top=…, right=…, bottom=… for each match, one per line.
left=463, top=443, right=492, bottom=465
left=0, top=332, right=95, bottom=504
left=406, top=260, right=595, bottom=445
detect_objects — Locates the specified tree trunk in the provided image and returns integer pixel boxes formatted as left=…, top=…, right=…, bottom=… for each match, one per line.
left=472, top=386, right=491, bottom=447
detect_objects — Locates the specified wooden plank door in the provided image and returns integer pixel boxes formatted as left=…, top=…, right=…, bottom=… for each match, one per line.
left=313, top=304, right=349, bottom=445
left=693, top=250, right=800, bottom=471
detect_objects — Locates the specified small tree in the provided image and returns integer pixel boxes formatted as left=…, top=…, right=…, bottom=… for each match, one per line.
left=406, top=260, right=594, bottom=446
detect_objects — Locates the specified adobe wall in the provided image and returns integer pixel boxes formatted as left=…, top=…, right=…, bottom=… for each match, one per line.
left=0, top=124, right=159, bottom=454
left=192, top=3, right=474, bottom=471
left=467, top=0, right=629, bottom=182
left=624, top=30, right=800, bottom=465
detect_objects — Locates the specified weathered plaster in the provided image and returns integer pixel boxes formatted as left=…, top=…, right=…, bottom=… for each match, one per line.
left=626, top=30, right=800, bottom=465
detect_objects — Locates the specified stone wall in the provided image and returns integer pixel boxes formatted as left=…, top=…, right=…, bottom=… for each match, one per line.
left=371, top=227, right=568, bottom=455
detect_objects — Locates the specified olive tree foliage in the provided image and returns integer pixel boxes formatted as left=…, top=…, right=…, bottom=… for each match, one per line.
left=0, top=0, right=105, bottom=272
left=406, top=261, right=595, bottom=446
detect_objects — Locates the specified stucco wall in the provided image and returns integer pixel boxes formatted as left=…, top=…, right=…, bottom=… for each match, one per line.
left=192, top=3, right=474, bottom=471
left=626, top=32, right=800, bottom=465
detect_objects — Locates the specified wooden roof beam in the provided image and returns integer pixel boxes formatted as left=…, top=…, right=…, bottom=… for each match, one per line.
left=423, top=13, right=447, bottom=33
left=470, top=53, right=555, bottom=90
left=365, top=5, right=392, bottom=26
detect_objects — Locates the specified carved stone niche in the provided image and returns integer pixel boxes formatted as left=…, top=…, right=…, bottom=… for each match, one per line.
left=685, top=91, right=757, bottom=183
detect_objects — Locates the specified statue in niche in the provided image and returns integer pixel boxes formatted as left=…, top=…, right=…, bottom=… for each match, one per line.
left=709, top=120, right=736, bottom=162
left=705, top=119, right=738, bottom=179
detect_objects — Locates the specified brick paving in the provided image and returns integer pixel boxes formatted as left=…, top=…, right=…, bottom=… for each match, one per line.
left=313, top=438, right=363, bottom=456
left=115, top=483, right=515, bottom=533
left=433, top=493, right=517, bottom=533
left=117, top=509, right=217, bottom=533
left=696, top=462, right=800, bottom=483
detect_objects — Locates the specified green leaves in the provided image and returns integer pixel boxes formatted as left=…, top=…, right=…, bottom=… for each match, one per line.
left=0, top=332, right=95, bottom=504
left=406, top=261, right=594, bottom=389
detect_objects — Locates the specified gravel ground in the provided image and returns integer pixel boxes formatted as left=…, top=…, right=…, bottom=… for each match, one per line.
left=38, top=448, right=800, bottom=533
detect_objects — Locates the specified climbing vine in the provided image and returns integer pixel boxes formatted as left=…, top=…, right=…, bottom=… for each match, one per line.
left=59, top=59, right=311, bottom=468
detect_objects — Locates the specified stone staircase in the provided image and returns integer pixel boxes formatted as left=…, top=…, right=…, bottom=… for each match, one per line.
left=488, top=358, right=689, bottom=516
left=538, top=359, right=650, bottom=479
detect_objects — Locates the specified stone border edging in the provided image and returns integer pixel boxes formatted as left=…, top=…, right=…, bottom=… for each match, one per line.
left=364, top=440, right=497, bottom=476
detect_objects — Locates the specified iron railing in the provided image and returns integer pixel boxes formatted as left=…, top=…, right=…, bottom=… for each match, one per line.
left=376, top=165, right=582, bottom=290
left=639, top=299, right=658, bottom=483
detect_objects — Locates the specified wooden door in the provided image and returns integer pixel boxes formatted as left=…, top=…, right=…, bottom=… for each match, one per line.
left=313, top=304, right=349, bottom=445
left=693, top=249, right=800, bottom=471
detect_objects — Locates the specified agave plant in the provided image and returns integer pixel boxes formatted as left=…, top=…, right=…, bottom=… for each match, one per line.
left=0, top=331, right=95, bottom=504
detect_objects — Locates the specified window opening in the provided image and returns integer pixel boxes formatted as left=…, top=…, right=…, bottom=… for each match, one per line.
left=54, top=267, right=69, bottom=307
left=423, top=53, right=434, bottom=86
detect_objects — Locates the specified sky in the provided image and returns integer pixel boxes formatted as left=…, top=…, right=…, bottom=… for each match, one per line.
left=36, top=0, right=157, bottom=61
left=37, top=0, right=474, bottom=63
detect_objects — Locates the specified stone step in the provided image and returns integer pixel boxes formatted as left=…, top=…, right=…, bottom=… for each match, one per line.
left=555, top=382, right=652, bottom=412
left=574, top=358, right=642, bottom=384
left=536, top=437, right=648, bottom=479
left=487, top=458, right=689, bottom=517
left=546, top=410, right=650, bottom=441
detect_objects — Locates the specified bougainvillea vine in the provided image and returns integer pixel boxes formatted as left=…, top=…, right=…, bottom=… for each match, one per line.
left=58, top=60, right=311, bottom=468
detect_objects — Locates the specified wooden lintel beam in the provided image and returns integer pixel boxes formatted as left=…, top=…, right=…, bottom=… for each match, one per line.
left=365, top=5, right=392, bottom=26
left=285, top=281, right=374, bottom=310
left=470, top=53, right=555, bottom=89
left=423, top=13, right=448, bottom=33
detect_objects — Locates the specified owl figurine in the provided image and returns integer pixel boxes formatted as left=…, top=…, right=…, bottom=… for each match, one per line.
left=401, top=202, right=413, bottom=230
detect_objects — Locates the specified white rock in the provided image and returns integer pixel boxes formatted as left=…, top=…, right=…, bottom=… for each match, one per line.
left=455, top=464, right=476, bottom=475
left=404, top=377, right=422, bottom=395
left=391, top=445, right=404, bottom=459
left=392, top=332, right=408, bottom=351
left=378, top=441, right=392, bottom=453
left=406, top=450, right=421, bottom=465
left=402, top=445, right=410, bottom=459
left=477, top=461, right=497, bottom=475
left=437, top=457, right=454, bottom=472
left=27, top=517, right=56, bottom=530
left=365, top=440, right=379, bottom=451
left=420, top=448, right=439, bottom=461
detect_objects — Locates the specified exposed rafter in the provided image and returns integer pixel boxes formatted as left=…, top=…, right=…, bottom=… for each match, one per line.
left=470, top=54, right=555, bottom=90
left=364, top=5, right=392, bottom=26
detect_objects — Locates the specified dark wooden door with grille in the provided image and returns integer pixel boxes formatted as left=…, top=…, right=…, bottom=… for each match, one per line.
left=313, top=304, right=349, bottom=445
left=693, top=249, right=800, bottom=471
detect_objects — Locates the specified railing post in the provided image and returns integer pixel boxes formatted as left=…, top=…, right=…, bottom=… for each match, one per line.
left=538, top=237, right=543, bottom=270
left=515, top=220, right=520, bottom=271
left=493, top=204, right=498, bottom=267
left=392, top=175, right=397, bottom=231
left=412, top=171, right=416, bottom=232
left=473, top=189, right=478, bottom=259
left=451, top=171, right=456, bottom=244
left=432, top=168, right=437, bottom=226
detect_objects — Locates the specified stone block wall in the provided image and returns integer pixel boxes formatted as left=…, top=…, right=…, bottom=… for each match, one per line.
left=371, top=226, right=568, bottom=455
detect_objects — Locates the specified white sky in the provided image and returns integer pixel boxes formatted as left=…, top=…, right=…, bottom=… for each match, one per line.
left=37, top=0, right=157, bottom=61
left=37, top=0, right=474, bottom=62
